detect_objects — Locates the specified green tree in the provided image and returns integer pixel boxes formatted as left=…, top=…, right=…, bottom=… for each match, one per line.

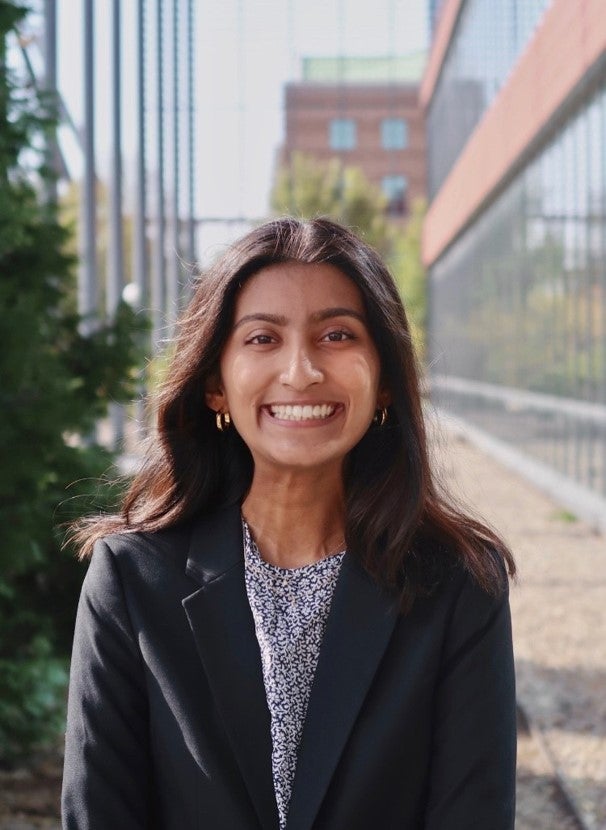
left=0, top=1, right=146, bottom=762
left=271, top=154, right=427, bottom=362
left=389, top=199, right=427, bottom=360
left=271, top=152, right=393, bottom=256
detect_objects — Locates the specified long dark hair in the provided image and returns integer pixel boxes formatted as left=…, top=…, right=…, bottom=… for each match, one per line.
left=74, top=217, right=515, bottom=609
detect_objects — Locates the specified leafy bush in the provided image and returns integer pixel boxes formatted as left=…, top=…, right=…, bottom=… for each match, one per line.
left=0, top=1, right=148, bottom=763
left=0, top=637, right=69, bottom=760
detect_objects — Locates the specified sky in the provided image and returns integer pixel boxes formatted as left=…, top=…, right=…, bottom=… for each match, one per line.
left=35, top=0, right=428, bottom=258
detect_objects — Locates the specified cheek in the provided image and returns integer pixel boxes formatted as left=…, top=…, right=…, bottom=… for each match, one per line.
left=346, top=356, right=381, bottom=411
left=353, top=353, right=381, bottom=391
left=220, top=354, right=262, bottom=407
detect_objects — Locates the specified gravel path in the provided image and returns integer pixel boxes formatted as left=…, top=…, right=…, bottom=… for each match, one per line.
left=516, top=708, right=585, bottom=829
left=430, top=416, right=605, bottom=830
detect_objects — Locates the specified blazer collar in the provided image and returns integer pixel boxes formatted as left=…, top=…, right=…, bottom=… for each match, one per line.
left=184, top=502, right=245, bottom=584
left=182, top=503, right=279, bottom=830
left=182, top=504, right=399, bottom=830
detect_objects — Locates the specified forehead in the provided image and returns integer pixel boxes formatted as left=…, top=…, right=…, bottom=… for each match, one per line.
left=234, top=262, right=365, bottom=315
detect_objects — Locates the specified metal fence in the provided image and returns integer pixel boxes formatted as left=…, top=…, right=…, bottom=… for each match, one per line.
left=13, top=0, right=197, bottom=448
left=17, top=0, right=196, bottom=340
left=429, top=75, right=606, bottom=525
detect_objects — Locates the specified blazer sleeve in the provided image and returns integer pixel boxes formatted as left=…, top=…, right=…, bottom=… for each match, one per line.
left=62, top=539, right=157, bottom=830
left=424, top=569, right=517, bottom=830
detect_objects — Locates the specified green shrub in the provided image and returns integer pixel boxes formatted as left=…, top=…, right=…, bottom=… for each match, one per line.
left=0, top=637, right=68, bottom=762
left=0, top=1, right=148, bottom=763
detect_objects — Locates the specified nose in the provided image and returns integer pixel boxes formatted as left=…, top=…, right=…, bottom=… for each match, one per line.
left=279, top=343, right=324, bottom=390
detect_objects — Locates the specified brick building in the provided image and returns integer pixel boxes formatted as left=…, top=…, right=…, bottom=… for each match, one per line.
left=279, top=55, right=426, bottom=221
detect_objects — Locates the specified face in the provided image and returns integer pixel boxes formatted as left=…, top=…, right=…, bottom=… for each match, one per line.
left=206, top=262, right=389, bottom=476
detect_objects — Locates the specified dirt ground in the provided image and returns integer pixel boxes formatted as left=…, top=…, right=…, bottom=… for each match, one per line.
left=0, top=752, right=61, bottom=829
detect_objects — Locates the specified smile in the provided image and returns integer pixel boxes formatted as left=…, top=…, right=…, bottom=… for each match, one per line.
left=266, top=403, right=338, bottom=421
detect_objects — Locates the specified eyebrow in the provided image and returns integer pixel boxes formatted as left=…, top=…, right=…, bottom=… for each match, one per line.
left=233, top=307, right=366, bottom=330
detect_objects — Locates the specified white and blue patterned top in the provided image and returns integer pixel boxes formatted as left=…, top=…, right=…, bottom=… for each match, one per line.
left=242, top=519, right=345, bottom=830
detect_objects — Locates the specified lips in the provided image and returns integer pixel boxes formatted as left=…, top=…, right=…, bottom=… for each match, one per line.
left=266, top=403, right=338, bottom=421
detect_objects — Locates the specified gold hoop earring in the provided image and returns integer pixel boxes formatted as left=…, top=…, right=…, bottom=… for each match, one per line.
left=373, top=407, right=388, bottom=427
left=216, top=411, right=231, bottom=432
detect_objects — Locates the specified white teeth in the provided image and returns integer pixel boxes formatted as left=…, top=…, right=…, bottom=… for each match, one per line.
left=269, top=404, right=336, bottom=421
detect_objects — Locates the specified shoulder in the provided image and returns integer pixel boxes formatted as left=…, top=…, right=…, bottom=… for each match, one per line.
left=430, top=550, right=513, bottom=672
left=89, top=502, right=243, bottom=587
left=98, top=521, right=194, bottom=572
left=405, top=539, right=511, bottom=635
left=76, top=504, right=243, bottom=642
left=410, top=533, right=509, bottom=599
left=81, top=523, right=195, bottom=615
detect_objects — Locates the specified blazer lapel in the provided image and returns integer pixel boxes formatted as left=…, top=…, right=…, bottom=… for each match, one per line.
left=286, top=553, right=399, bottom=830
left=182, top=506, right=279, bottom=830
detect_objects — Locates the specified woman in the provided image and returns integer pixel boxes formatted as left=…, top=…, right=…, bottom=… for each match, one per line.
left=62, top=217, right=517, bottom=830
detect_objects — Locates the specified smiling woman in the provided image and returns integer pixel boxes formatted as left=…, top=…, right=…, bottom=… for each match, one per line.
left=205, top=261, right=388, bottom=539
left=63, top=218, right=517, bottom=830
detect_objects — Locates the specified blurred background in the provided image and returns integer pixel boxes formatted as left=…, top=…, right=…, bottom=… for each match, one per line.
left=0, top=0, right=604, bottom=827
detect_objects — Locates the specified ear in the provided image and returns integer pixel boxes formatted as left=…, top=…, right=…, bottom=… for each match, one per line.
left=205, top=375, right=227, bottom=413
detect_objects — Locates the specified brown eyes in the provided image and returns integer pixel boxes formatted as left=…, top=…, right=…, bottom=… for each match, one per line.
left=246, top=334, right=274, bottom=345
left=245, top=329, right=355, bottom=346
left=323, top=330, right=354, bottom=342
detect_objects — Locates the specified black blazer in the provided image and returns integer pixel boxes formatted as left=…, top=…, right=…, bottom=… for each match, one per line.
left=61, top=504, right=516, bottom=829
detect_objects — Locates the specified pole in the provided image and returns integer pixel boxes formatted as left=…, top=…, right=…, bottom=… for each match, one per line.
left=166, top=0, right=180, bottom=330
left=152, top=0, right=166, bottom=349
left=132, top=0, right=149, bottom=440
left=134, top=0, right=147, bottom=312
left=108, top=0, right=124, bottom=318
left=108, top=0, right=124, bottom=447
left=43, top=0, right=58, bottom=205
left=186, top=0, right=195, bottom=266
left=79, top=0, right=97, bottom=331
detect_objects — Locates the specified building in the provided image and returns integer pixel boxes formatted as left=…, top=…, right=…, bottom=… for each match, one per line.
left=422, top=0, right=606, bottom=530
left=279, top=55, right=426, bottom=220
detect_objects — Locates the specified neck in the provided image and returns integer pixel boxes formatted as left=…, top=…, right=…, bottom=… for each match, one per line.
left=242, top=465, right=346, bottom=569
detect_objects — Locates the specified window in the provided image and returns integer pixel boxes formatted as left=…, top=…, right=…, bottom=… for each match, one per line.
left=329, top=118, right=357, bottom=150
left=382, top=174, right=408, bottom=215
left=381, top=118, right=408, bottom=149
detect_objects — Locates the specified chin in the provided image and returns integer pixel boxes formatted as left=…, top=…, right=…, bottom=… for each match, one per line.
left=260, top=449, right=344, bottom=473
